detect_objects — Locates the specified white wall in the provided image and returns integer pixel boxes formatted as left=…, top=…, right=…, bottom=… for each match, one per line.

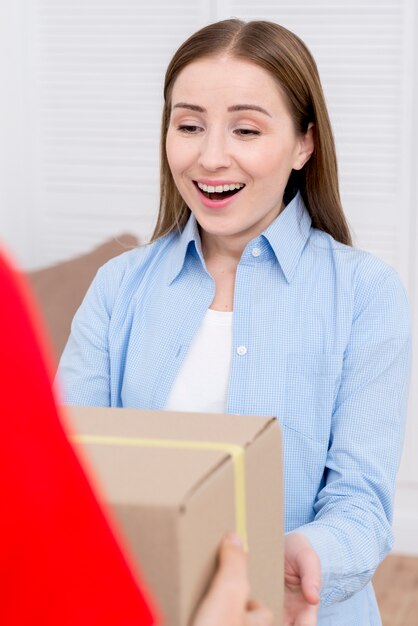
left=1, top=0, right=417, bottom=552
left=393, top=0, right=418, bottom=548
left=0, top=0, right=35, bottom=266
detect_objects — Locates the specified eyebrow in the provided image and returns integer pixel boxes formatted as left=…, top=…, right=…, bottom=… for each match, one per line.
left=228, top=104, right=272, bottom=117
left=172, top=102, right=272, bottom=117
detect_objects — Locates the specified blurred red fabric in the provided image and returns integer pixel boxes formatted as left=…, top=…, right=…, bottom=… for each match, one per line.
left=0, top=250, right=157, bottom=626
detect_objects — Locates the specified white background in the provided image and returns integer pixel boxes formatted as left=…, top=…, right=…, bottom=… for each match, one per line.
left=1, top=0, right=417, bottom=553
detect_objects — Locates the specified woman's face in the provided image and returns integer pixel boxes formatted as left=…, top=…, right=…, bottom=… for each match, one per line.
left=166, top=55, right=313, bottom=250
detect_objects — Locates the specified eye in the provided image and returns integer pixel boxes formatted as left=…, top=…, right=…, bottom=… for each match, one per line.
left=234, top=128, right=261, bottom=138
left=177, top=124, right=203, bottom=134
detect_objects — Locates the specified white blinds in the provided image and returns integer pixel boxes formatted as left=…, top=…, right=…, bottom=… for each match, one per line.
left=29, top=0, right=209, bottom=265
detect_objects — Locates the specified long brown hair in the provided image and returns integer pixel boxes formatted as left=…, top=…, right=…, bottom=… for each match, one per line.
left=152, top=19, right=351, bottom=246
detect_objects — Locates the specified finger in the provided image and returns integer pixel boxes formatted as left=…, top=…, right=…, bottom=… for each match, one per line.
left=283, top=588, right=320, bottom=626
left=293, top=602, right=319, bottom=626
left=298, top=549, right=321, bottom=606
left=201, top=534, right=250, bottom=615
left=213, top=534, right=249, bottom=594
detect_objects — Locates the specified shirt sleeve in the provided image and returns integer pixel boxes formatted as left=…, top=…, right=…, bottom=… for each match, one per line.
left=295, top=269, right=411, bottom=606
left=56, top=264, right=113, bottom=406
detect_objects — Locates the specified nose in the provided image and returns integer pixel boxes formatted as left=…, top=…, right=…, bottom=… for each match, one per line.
left=197, top=129, right=232, bottom=171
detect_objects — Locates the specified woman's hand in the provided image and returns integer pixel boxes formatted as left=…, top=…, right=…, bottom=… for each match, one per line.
left=192, top=534, right=274, bottom=626
left=284, top=533, right=321, bottom=626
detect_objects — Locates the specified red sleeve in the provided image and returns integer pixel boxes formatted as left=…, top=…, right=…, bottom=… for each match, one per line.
left=0, top=251, right=158, bottom=626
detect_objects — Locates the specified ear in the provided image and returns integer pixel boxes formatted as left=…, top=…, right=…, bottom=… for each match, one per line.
left=293, top=123, right=314, bottom=170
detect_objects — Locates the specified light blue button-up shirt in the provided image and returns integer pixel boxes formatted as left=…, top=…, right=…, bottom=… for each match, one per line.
left=58, top=192, right=411, bottom=626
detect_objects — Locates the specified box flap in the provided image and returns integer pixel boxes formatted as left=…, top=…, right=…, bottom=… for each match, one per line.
left=65, top=406, right=274, bottom=508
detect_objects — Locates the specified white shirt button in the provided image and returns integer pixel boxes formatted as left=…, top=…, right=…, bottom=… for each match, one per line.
left=251, top=247, right=261, bottom=257
left=237, top=345, right=247, bottom=356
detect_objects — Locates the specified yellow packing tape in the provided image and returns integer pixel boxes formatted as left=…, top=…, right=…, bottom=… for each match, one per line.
left=73, top=434, right=248, bottom=550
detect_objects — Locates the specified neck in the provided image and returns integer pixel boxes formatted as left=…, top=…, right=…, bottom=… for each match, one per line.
left=199, top=200, right=286, bottom=264
left=201, top=232, right=245, bottom=267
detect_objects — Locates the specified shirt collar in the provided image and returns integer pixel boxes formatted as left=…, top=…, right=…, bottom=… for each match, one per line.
left=166, top=191, right=312, bottom=285
left=261, top=191, right=312, bottom=283
left=167, top=214, right=206, bottom=285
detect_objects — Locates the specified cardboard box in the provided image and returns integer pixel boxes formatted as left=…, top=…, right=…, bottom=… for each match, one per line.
left=67, top=407, right=283, bottom=626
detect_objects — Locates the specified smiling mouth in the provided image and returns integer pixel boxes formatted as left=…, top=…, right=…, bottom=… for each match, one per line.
left=194, top=181, right=245, bottom=201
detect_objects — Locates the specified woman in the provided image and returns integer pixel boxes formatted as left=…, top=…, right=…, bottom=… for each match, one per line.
left=58, top=19, right=411, bottom=626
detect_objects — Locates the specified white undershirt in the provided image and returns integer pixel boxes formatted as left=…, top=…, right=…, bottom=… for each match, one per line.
left=164, top=309, right=233, bottom=414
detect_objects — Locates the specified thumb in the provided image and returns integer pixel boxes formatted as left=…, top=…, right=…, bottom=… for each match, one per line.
left=298, top=546, right=321, bottom=606
left=210, top=533, right=249, bottom=604
left=191, top=534, right=249, bottom=626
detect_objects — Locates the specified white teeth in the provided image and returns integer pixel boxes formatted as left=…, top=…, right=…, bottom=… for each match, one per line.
left=197, top=182, right=244, bottom=193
